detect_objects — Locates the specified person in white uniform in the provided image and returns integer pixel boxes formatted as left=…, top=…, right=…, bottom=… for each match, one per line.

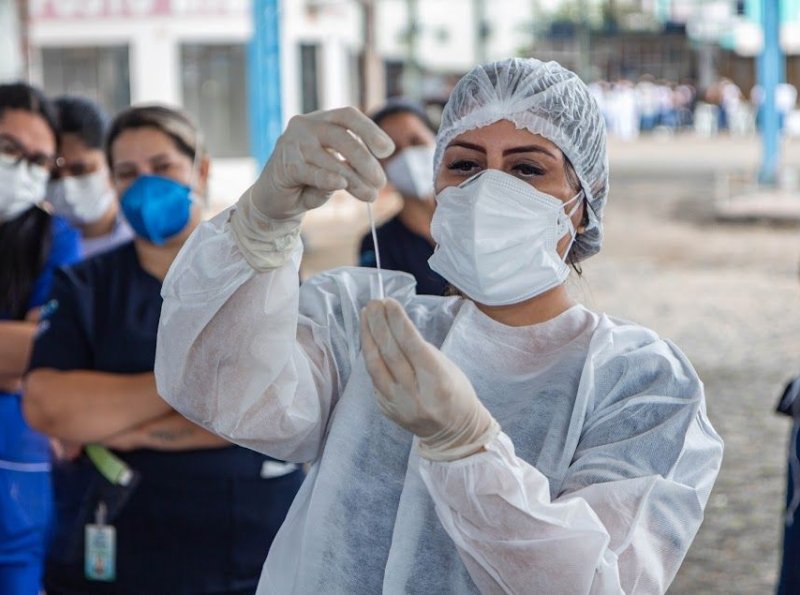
left=155, top=58, right=723, bottom=594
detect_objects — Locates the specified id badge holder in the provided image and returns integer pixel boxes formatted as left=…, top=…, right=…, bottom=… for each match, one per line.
left=85, top=501, right=116, bottom=582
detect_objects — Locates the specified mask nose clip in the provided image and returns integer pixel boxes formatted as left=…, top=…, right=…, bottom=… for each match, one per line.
left=457, top=170, right=488, bottom=189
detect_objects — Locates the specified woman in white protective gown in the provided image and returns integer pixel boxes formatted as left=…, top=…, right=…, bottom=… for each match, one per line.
left=154, top=58, right=723, bottom=594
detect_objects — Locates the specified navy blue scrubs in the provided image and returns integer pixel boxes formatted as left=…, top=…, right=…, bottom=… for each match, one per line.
left=358, top=215, right=446, bottom=296
left=0, top=214, right=79, bottom=595
left=29, top=242, right=304, bottom=595
left=779, top=420, right=800, bottom=594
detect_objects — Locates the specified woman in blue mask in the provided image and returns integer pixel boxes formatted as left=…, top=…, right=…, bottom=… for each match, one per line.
left=24, top=105, right=304, bottom=594
left=0, top=83, right=80, bottom=595
left=155, top=59, right=723, bottom=593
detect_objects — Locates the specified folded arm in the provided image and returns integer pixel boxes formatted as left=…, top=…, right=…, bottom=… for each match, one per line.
left=101, top=411, right=230, bottom=452
left=23, top=370, right=171, bottom=443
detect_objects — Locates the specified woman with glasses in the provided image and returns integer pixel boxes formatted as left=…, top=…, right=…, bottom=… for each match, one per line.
left=0, top=83, right=80, bottom=595
left=24, top=105, right=303, bottom=594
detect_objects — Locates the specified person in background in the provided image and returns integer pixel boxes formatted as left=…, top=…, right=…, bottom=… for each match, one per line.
left=775, top=258, right=800, bottom=594
left=358, top=98, right=446, bottom=295
left=776, top=370, right=800, bottom=593
left=0, top=83, right=80, bottom=595
left=48, top=96, right=134, bottom=258
left=23, top=105, right=303, bottom=595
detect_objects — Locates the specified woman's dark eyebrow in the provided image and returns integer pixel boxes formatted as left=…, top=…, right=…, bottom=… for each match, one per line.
left=448, top=141, right=485, bottom=153
left=447, top=141, right=556, bottom=160
left=112, top=160, right=137, bottom=171
left=148, top=153, right=174, bottom=164
left=503, top=145, right=556, bottom=159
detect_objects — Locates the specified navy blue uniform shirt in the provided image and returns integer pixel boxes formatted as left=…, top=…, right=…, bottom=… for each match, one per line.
left=359, top=215, right=447, bottom=296
left=29, top=242, right=303, bottom=595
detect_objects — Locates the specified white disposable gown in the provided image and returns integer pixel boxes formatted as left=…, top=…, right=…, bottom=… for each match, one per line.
left=155, top=209, right=723, bottom=594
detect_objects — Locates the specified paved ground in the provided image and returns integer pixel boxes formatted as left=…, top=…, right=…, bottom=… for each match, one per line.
left=300, top=134, right=800, bottom=594
left=599, top=135, right=800, bottom=594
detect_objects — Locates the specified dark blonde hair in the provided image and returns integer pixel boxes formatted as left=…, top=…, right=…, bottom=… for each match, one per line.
left=105, top=104, right=205, bottom=168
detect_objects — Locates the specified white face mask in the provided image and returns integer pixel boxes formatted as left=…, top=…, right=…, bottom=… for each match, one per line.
left=384, top=145, right=435, bottom=200
left=428, top=169, right=582, bottom=306
left=48, top=168, right=115, bottom=225
left=0, top=156, right=49, bottom=222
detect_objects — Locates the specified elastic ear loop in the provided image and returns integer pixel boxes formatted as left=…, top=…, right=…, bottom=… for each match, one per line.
left=560, top=191, right=584, bottom=261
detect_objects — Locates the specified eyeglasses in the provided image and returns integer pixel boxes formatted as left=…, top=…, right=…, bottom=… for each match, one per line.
left=0, top=133, right=57, bottom=172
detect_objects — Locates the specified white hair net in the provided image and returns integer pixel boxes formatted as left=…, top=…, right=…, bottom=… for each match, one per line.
left=434, top=58, right=609, bottom=262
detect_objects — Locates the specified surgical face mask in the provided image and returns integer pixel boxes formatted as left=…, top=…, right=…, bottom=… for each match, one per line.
left=120, top=175, right=193, bottom=245
left=0, top=155, right=49, bottom=222
left=428, top=169, right=582, bottom=306
left=384, top=145, right=435, bottom=199
left=48, top=169, right=115, bottom=225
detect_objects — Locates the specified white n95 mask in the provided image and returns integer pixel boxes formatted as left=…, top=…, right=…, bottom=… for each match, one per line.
left=428, top=169, right=582, bottom=306
left=384, top=145, right=435, bottom=199
left=48, top=169, right=115, bottom=225
left=0, top=156, right=49, bottom=222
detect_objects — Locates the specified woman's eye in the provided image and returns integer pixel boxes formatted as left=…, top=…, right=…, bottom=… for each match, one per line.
left=153, top=162, right=174, bottom=175
left=447, top=159, right=480, bottom=174
left=512, top=163, right=545, bottom=178
left=114, top=170, right=136, bottom=182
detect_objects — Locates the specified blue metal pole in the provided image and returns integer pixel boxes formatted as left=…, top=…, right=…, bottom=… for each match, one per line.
left=758, top=0, right=781, bottom=186
left=248, top=0, right=283, bottom=170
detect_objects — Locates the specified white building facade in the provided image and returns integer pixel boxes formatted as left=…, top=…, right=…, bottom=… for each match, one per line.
left=22, top=0, right=571, bottom=205
left=26, top=0, right=368, bottom=205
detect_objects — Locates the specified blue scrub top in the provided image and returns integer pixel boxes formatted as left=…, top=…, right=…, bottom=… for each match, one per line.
left=0, top=214, right=79, bottom=594
left=29, top=241, right=303, bottom=594
left=359, top=215, right=447, bottom=296
left=1, top=214, right=80, bottom=464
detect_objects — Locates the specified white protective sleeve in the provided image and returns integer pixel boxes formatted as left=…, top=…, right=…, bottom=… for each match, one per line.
left=419, top=411, right=722, bottom=594
left=155, top=207, right=341, bottom=463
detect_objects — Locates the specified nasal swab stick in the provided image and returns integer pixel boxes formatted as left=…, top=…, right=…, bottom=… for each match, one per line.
left=366, top=202, right=385, bottom=299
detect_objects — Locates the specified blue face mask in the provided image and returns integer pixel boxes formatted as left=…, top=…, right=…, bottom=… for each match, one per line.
left=120, top=175, right=193, bottom=245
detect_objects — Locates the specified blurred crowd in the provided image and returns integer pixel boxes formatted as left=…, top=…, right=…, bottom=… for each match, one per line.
left=0, top=83, right=305, bottom=595
left=588, top=75, right=800, bottom=139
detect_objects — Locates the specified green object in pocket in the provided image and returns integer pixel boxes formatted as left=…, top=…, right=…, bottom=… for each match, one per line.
left=85, top=445, right=134, bottom=486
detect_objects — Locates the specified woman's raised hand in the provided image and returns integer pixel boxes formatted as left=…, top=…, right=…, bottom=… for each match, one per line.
left=249, top=107, right=395, bottom=220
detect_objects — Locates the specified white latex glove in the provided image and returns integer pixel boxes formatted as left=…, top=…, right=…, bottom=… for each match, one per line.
left=360, top=298, right=500, bottom=461
left=251, top=106, right=394, bottom=219
left=231, top=107, right=395, bottom=271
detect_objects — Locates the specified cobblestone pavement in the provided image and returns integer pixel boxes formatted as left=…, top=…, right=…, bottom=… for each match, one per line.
left=301, top=135, right=800, bottom=594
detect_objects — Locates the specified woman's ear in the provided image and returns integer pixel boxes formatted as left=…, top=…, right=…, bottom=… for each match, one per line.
left=198, top=155, right=211, bottom=189
left=193, top=155, right=212, bottom=205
